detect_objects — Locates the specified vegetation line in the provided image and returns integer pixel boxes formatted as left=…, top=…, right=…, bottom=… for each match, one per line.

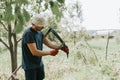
left=85, top=39, right=98, bottom=62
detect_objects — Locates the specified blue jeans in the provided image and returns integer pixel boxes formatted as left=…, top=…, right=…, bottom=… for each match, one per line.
left=24, top=67, right=45, bottom=80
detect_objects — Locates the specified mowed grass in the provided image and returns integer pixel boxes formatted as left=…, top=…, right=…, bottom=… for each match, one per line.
left=1, top=38, right=120, bottom=80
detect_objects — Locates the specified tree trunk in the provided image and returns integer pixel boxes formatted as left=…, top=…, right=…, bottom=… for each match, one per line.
left=8, top=25, right=17, bottom=80
left=12, top=33, right=18, bottom=73
left=11, top=51, right=17, bottom=73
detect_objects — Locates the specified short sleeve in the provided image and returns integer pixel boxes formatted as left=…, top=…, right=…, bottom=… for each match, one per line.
left=24, top=32, right=35, bottom=43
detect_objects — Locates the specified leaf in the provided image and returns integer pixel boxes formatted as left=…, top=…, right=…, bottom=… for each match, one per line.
left=0, top=14, right=2, bottom=20
left=15, top=23, right=23, bottom=33
left=50, top=2, right=62, bottom=21
left=22, top=0, right=29, bottom=4
left=14, top=14, right=24, bottom=33
left=17, top=13, right=24, bottom=25
left=4, top=3, right=14, bottom=24
left=45, top=3, right=48, bottom=9
left=49, top=1, right=54, bottom=7
left=15, top=0, right=28, bottom=5
left=57, top=0, right=65, bottom=3
left=23, top=9, right=30, bottom=22
left=36, top=0, right=42, bottom=3
left=15, top=5, right=21, bottom=14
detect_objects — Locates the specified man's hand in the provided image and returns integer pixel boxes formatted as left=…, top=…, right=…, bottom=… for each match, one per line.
left=60, top=45, right=69, bottom=54
left=50, top=49, right=59, bottom=56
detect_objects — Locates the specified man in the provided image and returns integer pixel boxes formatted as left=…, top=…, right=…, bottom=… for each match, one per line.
left=21, top=14, right=69, bottom=80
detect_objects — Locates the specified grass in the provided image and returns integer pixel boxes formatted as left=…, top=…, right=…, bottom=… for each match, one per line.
left=1, top=38, right=120, bottom=80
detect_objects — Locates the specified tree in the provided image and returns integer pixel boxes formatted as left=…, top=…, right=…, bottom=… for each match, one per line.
left=59, top=0, right=83, bottom=31
left=58, top=0, right=83, bottom=44
left=0, top=0, right=65, bottom=79
left=0, top=0, right=30, bottom=78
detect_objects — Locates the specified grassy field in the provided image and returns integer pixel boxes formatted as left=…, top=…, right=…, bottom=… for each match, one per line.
left=0, top=38, right=120, bottom=80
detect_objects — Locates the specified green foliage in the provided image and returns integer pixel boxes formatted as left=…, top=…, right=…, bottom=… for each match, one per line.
left=15, top=9, right=30, bottom=33
left=0, top=13, right=2, bottom=20
left=15, top=22, right=24, bottom=34
left=49, top=1, right=54, bottom=7
left=14, top=2, right=30, bottom=33
left=49, top=1, right=62, bottom=21
left=57, top=0, right=65, bottom=3
left=14, top=13, right=24, bottom=33
left=23, top=9, right=30, bottom=22
left=15, top=0, right=28, bottom=5
left=36, top=0, right=42, bottom=3
left=0, top=0, right=30, bottom=33
left=45, top=2, right=48, bottom=9
left=4, top=2, right=14, bottom=24
left=15, top=5, right=21, bottom=14
left=18, top=14, right=24, bottom=26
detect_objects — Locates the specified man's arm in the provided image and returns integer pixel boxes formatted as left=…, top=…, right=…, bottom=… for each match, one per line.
left=27, top=43, right=59, bottom=56
left=43, top=37, right=59, bottom=49
left=27, top=43, right=50, bottom=56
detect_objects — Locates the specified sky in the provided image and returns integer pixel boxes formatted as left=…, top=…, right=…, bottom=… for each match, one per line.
left=74, top=0, right=120, bottom=30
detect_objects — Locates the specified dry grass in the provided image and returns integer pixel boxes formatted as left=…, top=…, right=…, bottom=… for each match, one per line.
left=1, top=38, right=120, bottom=80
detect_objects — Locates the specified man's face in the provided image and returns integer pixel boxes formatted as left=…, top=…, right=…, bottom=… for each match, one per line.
left=34, top=24, right=44, bottom=31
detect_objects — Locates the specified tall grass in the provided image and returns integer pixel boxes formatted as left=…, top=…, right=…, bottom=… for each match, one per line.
left=0, top=38, right=120, bottom=80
